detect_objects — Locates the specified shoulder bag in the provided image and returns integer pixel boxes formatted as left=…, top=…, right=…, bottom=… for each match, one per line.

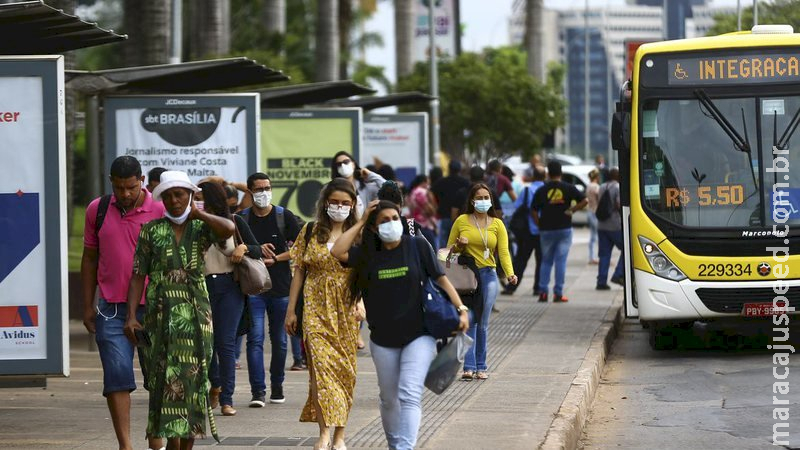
left=436, top=247, right=478, bottom=295
left=233, top=219, right=272, bottom=295
left=410, top=236, right=461, bottom=339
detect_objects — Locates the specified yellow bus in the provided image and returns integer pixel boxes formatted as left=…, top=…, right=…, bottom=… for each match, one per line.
left=611, top=25, right=800, bottom=349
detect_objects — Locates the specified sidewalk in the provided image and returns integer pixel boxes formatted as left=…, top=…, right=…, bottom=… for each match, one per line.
left=0, top=228, right=623, bottom=450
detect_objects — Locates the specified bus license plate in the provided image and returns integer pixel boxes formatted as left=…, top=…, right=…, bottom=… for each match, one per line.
left=742, top=302, right=791, bottom=317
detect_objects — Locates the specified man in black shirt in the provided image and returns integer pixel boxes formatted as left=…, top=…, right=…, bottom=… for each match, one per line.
left=532, top=161, right=588, bottom=303
left=239, top=172, right=302, bottom=407
left=430, top=160, right=469, bottom=249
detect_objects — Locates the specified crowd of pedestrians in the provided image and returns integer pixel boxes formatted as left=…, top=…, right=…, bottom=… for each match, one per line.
left=80, top=151, right=622, bottom=450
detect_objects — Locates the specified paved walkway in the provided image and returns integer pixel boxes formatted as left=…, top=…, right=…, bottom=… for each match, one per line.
left=0, top=228, right=623, bottom=449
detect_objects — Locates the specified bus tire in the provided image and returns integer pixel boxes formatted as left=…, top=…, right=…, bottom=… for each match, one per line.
left=648, top=323, right=677, bottom=350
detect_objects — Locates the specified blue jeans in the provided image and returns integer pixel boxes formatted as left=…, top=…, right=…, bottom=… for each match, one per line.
left=437, top=217, right=453, bottom=249
left=587, top=211, right=598, bottom=261
left=538, top=228, right=573, bottom=296
left=206, top=273, right=245, bottom=406
left=598, top=229, right=625, bottom=285
left=464, top=268, right=499, bottom=372
left=94, top=298, right=146, bottom=396
left=371, top=335, right=437, bottom=450
left=246, top=293, right=289, bottom=394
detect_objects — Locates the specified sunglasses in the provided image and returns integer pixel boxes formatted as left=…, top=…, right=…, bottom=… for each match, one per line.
left=334, top=158, right=352, bottom=167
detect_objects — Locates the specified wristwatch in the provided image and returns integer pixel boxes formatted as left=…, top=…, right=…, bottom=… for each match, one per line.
left=457, top=305, right=469, bottom=313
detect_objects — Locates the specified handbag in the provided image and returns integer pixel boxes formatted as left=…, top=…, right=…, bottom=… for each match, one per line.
left=410, top=237, right=461, bottom=339
left=233, top=221, right=272, bottom=295
left=436, top=248, right=479, bottom=294
left=424, top=332, right=473, bottom=394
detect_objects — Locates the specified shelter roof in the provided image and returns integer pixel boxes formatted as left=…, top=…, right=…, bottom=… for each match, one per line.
left=0, top=1, right=126, bottom=54
left=65, top=58, right=288, bottom=94
left=257, top=80, right=376, bottom=108
left=324, top=91, right=435, bottom=111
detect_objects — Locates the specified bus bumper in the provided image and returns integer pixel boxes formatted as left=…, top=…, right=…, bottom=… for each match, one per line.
left=635, top=269, right=800, bottom=321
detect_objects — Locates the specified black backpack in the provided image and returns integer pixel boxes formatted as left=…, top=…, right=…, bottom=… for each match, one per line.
left=595, top=185, right=614, bottom=221
left=509, top=186, right=532, bottom=238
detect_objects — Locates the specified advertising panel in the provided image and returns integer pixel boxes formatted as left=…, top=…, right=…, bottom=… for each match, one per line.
left=362, top=113, right=429, bottom=187
left=413, top=0, right=457, bottom=63
left=261, top=109, right=361, bottom=221
left=0, top=56, right=67, bottom=375
left=104, top=95, right=259, bottom=186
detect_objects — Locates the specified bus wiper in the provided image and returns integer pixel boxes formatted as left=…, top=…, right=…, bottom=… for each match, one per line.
left=694, top=89, right=750, bottom=153
left=774, top=105, right=800, bottom=150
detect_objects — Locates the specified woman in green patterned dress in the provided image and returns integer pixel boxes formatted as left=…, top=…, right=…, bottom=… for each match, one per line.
left=124, top=171, right=234, bottom=450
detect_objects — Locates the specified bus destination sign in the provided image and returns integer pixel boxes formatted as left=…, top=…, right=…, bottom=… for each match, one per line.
left=668, top=54, right=800, bottom=85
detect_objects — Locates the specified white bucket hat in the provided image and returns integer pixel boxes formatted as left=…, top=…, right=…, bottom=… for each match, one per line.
left=152, top=171, right=201, bottom=201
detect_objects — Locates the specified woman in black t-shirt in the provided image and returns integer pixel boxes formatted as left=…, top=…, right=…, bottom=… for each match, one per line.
left=331, top=200, right=469, bottom=450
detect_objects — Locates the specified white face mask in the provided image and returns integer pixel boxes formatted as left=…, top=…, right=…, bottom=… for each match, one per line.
left=337, top=162, right=355, bottom=178
left=327, top=205, right=351, bottom=222
left=253, top=191, right=272, bottom=209
left=166, top=194, right=192, bottom=225
left=377, top=219, right=403, bottom=243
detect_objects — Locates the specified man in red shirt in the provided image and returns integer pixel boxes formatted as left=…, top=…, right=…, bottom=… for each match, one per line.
left=81, top=156, right=165, bottom=450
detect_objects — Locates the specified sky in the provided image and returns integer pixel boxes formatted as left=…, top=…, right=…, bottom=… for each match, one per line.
left=364, top=0, right=744, bottom=88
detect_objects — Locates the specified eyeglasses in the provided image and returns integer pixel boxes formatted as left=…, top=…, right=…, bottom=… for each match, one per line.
left=334, top=158, right=352, bottom=167
left=327, top=200, right=353, bottom=209
left=251, top=186, right=272, bottom=193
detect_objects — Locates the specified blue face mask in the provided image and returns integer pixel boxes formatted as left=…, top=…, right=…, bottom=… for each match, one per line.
left=474, top=199, right=492, bottom=213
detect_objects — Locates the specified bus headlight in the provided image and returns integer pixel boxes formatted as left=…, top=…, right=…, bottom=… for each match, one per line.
left=638, top=236, right=687, bottom=281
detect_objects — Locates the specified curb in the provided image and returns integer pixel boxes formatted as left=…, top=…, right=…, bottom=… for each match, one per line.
left=539, top=295, right=625, bottom=450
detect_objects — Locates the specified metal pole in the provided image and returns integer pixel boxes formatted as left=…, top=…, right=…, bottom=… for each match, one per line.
left=87, top=95, right=101, bottom=198
left=169, top=0, right=182, bottom=64
left=753, top=0, right=758, bottom=27
left=429, top=0, right=440, bottom=167
left=737, top=0, right=741, bottom=31
left=584, top=0, right=590, bottom=163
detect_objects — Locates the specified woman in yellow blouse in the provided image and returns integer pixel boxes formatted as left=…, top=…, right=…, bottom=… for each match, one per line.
left=448, top=183, right=517, bottom=380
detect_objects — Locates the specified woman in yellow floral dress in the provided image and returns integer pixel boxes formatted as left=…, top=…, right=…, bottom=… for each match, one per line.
left=285, top=178, right=362, bottom=450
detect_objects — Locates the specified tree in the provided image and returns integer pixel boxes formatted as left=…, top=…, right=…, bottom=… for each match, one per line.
left=189, top=0, right=231, bottom=59
left=395, top=0, right=414, bottom=79
left=397, top=47, right=565, bottom=161
left=316, top=0, right=339, bottom=81
left=122, top=0, right=171, bottom=66
left=708, top=0, right=800, bottom=36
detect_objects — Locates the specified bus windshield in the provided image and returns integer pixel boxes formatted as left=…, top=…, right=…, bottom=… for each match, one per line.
left=640, top=95, right=800, bottom=228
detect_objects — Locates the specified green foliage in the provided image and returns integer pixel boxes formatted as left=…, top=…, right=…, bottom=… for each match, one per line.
left=397, top=47, right=565, bottom=160
left=708, top=0, right=800, bottom=36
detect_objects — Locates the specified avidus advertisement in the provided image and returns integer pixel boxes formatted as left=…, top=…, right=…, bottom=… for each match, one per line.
left=0, top=56, right=68, bottom=376
left=261, top=109, right=361, bottom=222
left=105, top=95, right=259, bottom=185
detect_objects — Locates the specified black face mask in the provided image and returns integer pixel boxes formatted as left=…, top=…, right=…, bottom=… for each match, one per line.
left=229, top=206, right=238, bottom=214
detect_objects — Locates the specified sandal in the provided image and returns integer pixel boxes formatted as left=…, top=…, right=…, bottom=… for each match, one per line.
left=475, top=371, right=488, bottom=380
left=461, top=370, right=474, bottom=381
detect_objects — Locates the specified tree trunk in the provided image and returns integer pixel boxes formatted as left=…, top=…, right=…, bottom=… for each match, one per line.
left=525, top=0, right=544, bottom=81
left=316, top=0, right=339, bottom=81
left=124, top=0, right=172, bottom=66
left=338, top=0, right=353, bottom=80
left=395, top=0, right=414, bottom=79
left=263, top=0, right=286, bottom=35
left=190, top=0, right=231, bottom=59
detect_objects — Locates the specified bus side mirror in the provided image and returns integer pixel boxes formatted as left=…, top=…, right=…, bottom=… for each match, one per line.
left=611, top=111, right=630, bottom=152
